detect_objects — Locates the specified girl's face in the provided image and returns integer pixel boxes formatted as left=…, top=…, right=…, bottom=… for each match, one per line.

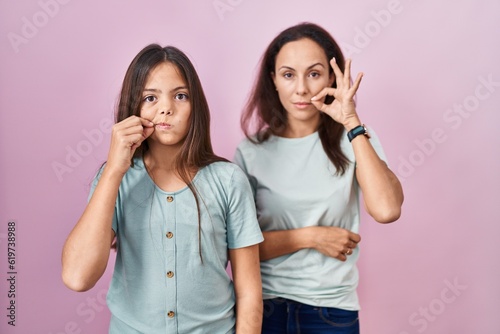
left=140, top=62, right=191, bottom=149
left=272, top=38, right=334, bottom=128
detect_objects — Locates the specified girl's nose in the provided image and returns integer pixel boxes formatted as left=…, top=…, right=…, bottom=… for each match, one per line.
left=160, top=101, right=173, bottom=115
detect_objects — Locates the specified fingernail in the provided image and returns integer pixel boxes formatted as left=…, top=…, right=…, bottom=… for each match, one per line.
left=311, top=96, right=317, bottom=101
left=332, top=57, right=336, bottom=63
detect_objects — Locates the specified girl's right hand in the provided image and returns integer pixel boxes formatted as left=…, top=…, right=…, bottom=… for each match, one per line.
left=105, top=116, right=154, bottom=175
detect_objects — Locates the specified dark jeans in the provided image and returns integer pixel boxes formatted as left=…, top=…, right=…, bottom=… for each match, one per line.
left=262, top=298, right=360, bottom=334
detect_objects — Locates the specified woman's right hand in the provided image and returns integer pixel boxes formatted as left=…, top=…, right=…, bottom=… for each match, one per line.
left=106, top=116, right=154, bottom=175
left=308, top=226, right=361, bottom=262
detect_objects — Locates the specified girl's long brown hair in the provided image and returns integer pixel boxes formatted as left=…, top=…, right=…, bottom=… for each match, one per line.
left=241, top=22, right=350, bottom=175
left=115, top=44, right=227, bottom=260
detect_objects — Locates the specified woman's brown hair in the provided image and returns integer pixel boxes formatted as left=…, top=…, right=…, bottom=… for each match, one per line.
left=241, top=22, right=350, bottom=175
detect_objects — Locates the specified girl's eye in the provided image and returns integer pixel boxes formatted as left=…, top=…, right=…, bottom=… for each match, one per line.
left=310, top=72, right=320, bottom=78
left=143, top=95, right=156, bottom=103
left=175, top=93, right=189, bottom=101
left=283, top=73, right=293, bottom=79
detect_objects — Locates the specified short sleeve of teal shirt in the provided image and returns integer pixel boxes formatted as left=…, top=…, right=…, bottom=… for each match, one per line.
left=224, top=162, right=264, bottom=248
left=88, top=160, right=263, bottom=334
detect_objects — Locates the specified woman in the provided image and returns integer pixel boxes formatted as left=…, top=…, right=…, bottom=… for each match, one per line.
left=62, top=44, right=263, bottom=333
left=234, top=23, right=404, bottom=333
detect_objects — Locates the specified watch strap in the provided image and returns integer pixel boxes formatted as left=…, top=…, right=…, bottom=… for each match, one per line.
left=347, top=125, right=370, bottom=142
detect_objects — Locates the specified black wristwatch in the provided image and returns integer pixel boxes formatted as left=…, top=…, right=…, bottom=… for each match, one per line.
left=347, top=124, right=370, bottom=142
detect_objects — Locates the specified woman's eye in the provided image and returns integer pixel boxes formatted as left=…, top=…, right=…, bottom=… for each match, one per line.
left=143, top=95, right=156, bottom=102
left=283, top=73, right=293, bottom=79
left=310, top=72, right=320, bottom=78
left=175, top=93, right=189, bottom=100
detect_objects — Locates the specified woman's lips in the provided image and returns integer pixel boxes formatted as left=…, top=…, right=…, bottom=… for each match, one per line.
left=294, top=102, right=312, bottom=109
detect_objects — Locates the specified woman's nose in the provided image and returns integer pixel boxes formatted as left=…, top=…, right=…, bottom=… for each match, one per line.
left=296, top=77, right=308, bottom=95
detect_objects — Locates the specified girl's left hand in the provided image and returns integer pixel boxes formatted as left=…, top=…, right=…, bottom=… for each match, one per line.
left=311, top=58, right=363, bottom=129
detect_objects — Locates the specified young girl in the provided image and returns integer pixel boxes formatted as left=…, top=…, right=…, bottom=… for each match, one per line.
left=234, top=23, right=404, bottom=333
left=62, top=44, right=263, bottom=333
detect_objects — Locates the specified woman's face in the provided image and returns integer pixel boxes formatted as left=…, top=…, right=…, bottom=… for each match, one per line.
left=272, top=38, right=334, bottom=129
left=140, top=62, right=191, bottom=149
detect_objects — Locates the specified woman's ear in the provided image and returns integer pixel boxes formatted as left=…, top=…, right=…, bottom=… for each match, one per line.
left=271, top=72, right=277, bottom=90
left=328, top=71, right=335, bottom=87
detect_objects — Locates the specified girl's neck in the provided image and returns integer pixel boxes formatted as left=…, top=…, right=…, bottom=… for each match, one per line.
left=144, top=143, right=179, bottom=170
left=143, top=145, right=197, bottom=193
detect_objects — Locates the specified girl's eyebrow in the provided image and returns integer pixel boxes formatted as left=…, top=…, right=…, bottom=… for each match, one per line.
left=171, top=86, right=188, bottom=93
left=142, top=86, right=188, bottom=94
left=278, top=62, right=325, bottom=71
left=142, top=88, right=160, bottom=94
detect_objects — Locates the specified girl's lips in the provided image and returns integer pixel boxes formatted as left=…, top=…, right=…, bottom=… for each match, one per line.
left=155, top=122, right=172, bottom=129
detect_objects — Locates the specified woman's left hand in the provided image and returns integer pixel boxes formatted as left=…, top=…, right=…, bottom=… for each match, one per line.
left=311, top=58, right=363, bottom=129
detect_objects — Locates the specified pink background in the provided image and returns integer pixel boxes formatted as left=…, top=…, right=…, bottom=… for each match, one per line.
left=1, top=1, right=499, bottom=333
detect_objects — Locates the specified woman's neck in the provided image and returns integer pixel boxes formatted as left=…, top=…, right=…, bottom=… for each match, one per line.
left=280, top=117, right=319, bottom=138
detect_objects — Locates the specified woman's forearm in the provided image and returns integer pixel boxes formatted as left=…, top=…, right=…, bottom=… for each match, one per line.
left=351, top=134, right=404, bottom=223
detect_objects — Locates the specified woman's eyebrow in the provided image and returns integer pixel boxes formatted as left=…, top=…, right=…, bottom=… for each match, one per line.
left=307, top=62, right=326, bottom=69
left=278, top=62, right=325, bottom=71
